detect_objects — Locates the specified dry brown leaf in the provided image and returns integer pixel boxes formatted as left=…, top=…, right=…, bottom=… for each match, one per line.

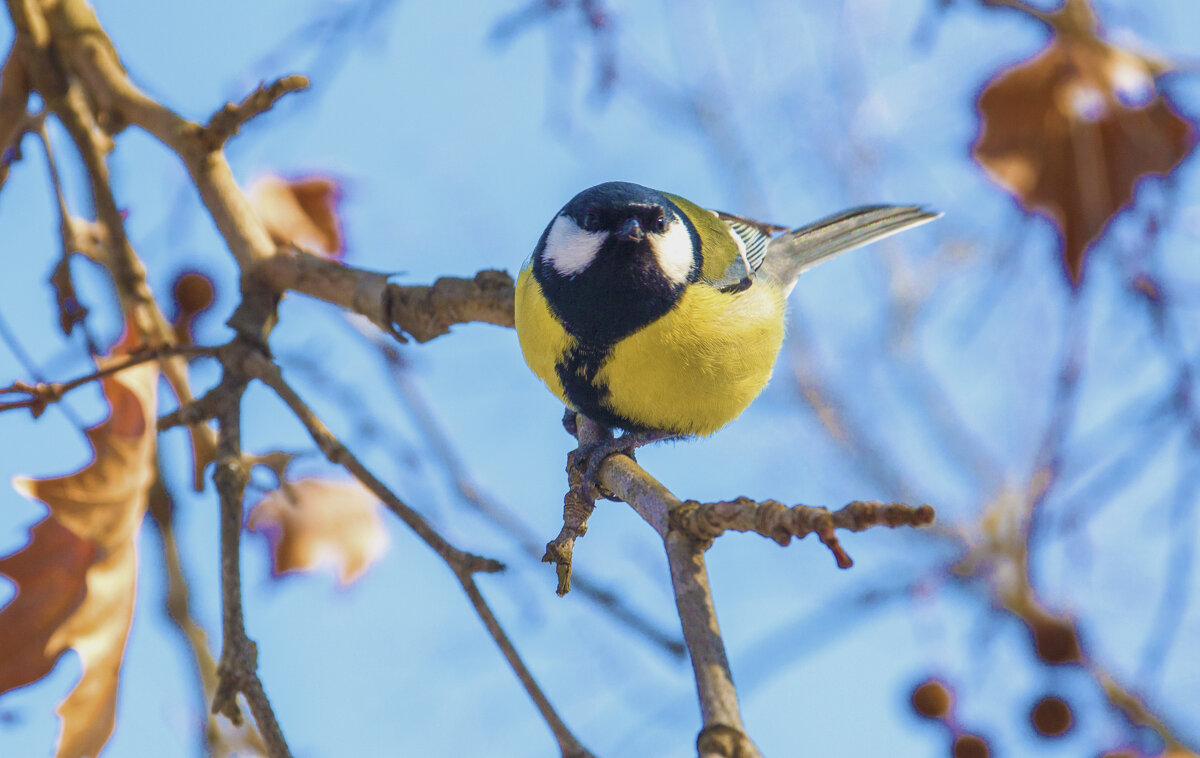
left=972, top=3, right=1196, bottom=286
left=247, top=478, right=387, bottom=585
left=0, top=330, right=158, bottom=758
left=248, top=175, right=344, bottom=258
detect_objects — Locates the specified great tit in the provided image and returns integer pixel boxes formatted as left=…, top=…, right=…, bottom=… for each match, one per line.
left=515, top=181, right=937, bottom=467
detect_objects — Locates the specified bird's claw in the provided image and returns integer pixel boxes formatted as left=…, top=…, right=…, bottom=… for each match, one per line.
left=569, top=437, right=637, bottom=501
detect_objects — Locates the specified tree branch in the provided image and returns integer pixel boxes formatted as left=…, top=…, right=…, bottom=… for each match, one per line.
left=208, top=369, right=291, bottom=757
left=255, top=246, right=515, bottom=341
left=41, top=0, right=278, bottom=270
left=547, top=413, right=934, bottom=756
left=202, top=75, right=309, bottom=150
left=0, top=36, right=30, bottom=188
left=671, top=498, right=935, bottom=568
left=0, top=344, right=216, bottom=416
left=148, top=469, right=269, bottom=756
left=667, top=531, right=762, bottom=758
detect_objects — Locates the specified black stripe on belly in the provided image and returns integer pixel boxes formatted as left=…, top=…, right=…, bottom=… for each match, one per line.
left=556, top=341, right=643, bottom=432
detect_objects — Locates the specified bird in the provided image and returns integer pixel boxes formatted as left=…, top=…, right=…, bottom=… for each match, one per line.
left=514, top=181, right=938, bottom=481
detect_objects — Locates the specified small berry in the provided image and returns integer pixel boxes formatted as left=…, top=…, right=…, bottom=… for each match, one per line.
left=911, top=679, right=953, bottom=720
left=952, top=733, right=990, bottom=758
left=1031, top=696, right=1073, bottom=737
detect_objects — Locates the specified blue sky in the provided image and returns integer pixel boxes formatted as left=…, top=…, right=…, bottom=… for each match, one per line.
left=2, top=1, right=1200, bottom=756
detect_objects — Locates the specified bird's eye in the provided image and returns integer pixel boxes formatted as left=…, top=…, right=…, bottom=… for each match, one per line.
left=581, top=211, right=600, bottom=231
left=650, top=214, right=668, bottom=233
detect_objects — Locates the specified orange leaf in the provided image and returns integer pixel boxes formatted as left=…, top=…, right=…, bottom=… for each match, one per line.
left=247, top=478, right=387, bottom=585
left=0, top=338, right=158, bottom=758
left=249, top=174, right=345, bottom=258
left=972, top=10, right=1196, bottom=286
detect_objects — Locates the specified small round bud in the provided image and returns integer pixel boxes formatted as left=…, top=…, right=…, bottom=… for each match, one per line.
left=911, top=679, right=953, bottom=720
left=952, top=733, right=990, bottom=758
left=173, top=271, right=215, bottom=316
left=1030, top=696, right=1073, bottom=737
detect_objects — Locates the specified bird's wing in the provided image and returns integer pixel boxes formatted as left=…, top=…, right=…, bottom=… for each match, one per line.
left=700, top=211, right=789, bottom=293
left=713, top=211, right=785, bottom=274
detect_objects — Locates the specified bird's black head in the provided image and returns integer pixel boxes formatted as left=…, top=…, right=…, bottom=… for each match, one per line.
left=531, top=181, right=702, bottom=344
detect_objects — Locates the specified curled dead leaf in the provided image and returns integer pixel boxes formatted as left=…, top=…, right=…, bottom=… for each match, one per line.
left=247, top=478, right=387, bottom=585
left=972, top=6, right=1196, bottom=286
left=0, top=330, right=158, bottom=758
left=248, top=175, right=344, bottom=258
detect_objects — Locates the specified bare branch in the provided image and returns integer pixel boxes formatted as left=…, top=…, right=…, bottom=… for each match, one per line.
left=546, top=415, right=934, bottom=754
left=980, top=0, right=1056, bottom=24
left=0, top=37, right=31, bottom=188
left=38, top=0, right=278, bottom=270
left=208, top=371, right=291, bottom=757
left=242, top=349, right=502, bottom=574
left=459, top=576, right=596, bottom=758
left=668, top=531, right=762, bottom=758
left=672, top=498, right=935, bottom=568
left=256, top=246, right=515, bottom=341
left=203, top=75, right=309, bottom=149
left=542, top=417, right=607, bottom=595
left=0, top=345, right=216, bottom=416
left=148, top=471, right=269, bottom=756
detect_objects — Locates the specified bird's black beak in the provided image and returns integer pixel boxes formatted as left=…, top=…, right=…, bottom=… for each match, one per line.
left=616, top=217, right=644, bottom=242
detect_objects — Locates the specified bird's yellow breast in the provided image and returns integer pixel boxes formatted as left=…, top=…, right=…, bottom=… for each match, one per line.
left=514, top=266, right=574, bottom=407
left=514, top=266, right=785, bottom=436
left=599, top=282, right=784, bottom=435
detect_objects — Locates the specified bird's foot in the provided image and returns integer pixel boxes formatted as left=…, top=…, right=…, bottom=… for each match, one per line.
left=571, top=429, right=674, bottom=501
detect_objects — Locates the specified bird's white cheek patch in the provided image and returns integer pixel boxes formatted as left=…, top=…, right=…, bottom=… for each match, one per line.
left=651, top=221, right=696, bottom=285
left=544, top=215, right=605, bottom=277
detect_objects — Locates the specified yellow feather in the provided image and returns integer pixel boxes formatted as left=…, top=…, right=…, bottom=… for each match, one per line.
left=514, top=265, right=574, bottom=406
left=664, top=192, right=743, bottom=282
left=599, top=282, right=784, bottom=436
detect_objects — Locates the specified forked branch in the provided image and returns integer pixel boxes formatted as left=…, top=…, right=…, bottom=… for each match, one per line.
left=549, top=414, right=935, bottom=756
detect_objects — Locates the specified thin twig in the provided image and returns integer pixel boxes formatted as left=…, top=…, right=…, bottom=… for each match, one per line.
left=1024, top=296, right=1086, bottom=553
left=237, top=347, right=595, bottom=757
left=203, top=75, right=309, bottom=149
left=0, top=345, right=216, bottom=415
left=148, top=469, right=269, bottom=756
left=459, top=576, right=596, bottom=758
left=671, top=498, right=935, bottom=567
left=243, top=349, right=502, bottom=574
left=542, top=415, right=606, bottom=596
left=35, top=120, right=102, bottom=349
left=0, top=305, right=88, bottom=429
left=980, top=0, right=1055, bottom=24
left=208, top=370, right=291, bottom=757
left=41, top=0, right=278, bottom=269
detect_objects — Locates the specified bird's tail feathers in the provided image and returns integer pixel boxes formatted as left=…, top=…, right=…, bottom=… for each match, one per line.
left=762, top=205, right=940, bottom=293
